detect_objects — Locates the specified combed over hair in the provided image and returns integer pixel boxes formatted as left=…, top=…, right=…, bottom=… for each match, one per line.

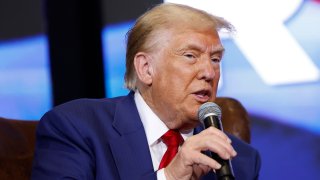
left=124, top=3, right=234, bottom=90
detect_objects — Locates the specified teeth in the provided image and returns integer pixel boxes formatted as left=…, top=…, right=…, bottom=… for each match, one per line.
left=195, top=90, right=210, bottom=98
left=197, top=91, right=207, bottom=97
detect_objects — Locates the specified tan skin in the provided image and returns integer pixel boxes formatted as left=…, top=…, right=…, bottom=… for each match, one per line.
left=134, top=26, right=237, bottom=179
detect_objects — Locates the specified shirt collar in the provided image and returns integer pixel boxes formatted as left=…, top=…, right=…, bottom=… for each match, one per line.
left=134, top=91, right=168, bottom=146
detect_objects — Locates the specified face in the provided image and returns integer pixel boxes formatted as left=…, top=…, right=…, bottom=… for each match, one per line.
left=143, top=27, right=224, bottom=131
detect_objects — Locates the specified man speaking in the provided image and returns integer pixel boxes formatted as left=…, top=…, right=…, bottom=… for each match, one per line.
left=32, top=3, right=260, bottom=180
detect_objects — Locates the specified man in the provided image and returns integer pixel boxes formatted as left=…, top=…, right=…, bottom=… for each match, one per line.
left=32, top=3, right=260, bottom=180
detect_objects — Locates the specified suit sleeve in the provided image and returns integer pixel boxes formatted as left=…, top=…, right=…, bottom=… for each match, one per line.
left=254, top=149, right=262, bottom=180
left=31, top=110, right=95, bottom=180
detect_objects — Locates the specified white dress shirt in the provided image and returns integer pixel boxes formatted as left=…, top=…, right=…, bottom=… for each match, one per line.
left=134, top=91, right=193, bottom=179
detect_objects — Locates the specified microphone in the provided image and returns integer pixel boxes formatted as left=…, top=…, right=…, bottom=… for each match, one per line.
left=198, top=102, right=235, bottom=180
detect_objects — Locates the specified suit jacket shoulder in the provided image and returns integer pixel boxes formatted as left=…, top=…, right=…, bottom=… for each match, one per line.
left=32, top=92, right=156, bottom=180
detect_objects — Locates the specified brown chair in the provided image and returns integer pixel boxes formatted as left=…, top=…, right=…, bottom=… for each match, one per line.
left=0, top=97, right=250, bottom=180
left=216, top=97, right=251, bottom=143
left=0, top=118, right=37, bottom=180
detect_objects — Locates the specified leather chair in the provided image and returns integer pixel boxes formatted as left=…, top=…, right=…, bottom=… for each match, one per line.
left=215, top=97, right=250, bottom=143
left=0, top=118, right=37, bottom=180
left=0, top=97, right=250, bottom=180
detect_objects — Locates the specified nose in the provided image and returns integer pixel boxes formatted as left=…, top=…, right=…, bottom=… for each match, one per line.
left=197, top=57, right=217, bottom=82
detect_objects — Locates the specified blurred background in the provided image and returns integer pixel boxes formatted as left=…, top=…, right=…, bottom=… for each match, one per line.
left=0, top=0, right=319, bottom=179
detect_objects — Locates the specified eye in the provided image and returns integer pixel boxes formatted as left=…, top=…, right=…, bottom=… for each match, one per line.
left=184, top=53, right=196, bottom=59
left=211, top=57, right=221, bottom=64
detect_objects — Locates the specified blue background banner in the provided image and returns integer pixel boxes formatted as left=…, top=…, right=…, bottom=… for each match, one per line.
left=0, top=0, right=319, bottom=179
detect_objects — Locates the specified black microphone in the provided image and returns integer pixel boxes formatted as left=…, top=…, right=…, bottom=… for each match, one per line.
left=198, top=102, right=235, bottom=180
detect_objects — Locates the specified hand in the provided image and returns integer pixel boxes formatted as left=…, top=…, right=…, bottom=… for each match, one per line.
left=164, top=127, right=237, bottom=180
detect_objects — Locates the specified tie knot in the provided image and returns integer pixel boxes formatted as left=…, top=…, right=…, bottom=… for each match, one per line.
left=161, top=130, right=184, bottom=147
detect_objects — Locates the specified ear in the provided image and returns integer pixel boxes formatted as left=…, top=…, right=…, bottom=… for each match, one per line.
left=134, top=52, right=153, bottom=85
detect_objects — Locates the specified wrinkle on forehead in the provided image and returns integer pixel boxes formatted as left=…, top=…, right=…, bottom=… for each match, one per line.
left=175, top=40, right=224, bottom=55
left=171, top=30, right=224, bottom=54
left=143, top=24, right=223, bottom=56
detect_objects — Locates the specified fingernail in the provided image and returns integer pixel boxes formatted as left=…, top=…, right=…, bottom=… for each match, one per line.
left=225, top=155, right=230, bottom=160
left=216, top=163, right=222, bottom=169
left=232, top=149, right=237, bottom=156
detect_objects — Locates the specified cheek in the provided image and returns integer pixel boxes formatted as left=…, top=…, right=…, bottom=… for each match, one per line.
left=161, top=62, right=193, bottom=87
left=214, top=69, right=220, bottom=85
left=214, top=66, right=221, bottom=81
left=212, top=67, right=221, bottom=96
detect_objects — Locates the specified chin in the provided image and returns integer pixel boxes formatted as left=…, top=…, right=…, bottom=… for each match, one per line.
left=179, top=118, right=200, bottom=132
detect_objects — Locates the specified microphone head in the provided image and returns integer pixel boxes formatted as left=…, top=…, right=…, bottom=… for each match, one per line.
left=198, top=102, right=222, bottom=123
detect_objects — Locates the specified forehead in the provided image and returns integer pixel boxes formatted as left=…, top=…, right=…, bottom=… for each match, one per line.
left=157, top=27, right=224, bottom=53
left=179, top=31, right=222, bottom=50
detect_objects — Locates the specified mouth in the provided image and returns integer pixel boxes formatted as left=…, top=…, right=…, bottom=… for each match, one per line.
left=193, top=89, right=212, bottom=103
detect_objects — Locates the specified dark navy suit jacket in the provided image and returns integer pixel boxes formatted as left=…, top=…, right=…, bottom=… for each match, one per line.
left=32, top=92, right=261, bottom=180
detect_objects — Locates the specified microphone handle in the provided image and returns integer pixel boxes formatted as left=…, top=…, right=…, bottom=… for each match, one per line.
left=203, top=115, right=235, bottom=180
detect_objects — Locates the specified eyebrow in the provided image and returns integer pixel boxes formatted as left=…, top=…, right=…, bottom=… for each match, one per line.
left=211, top=46, right=225, bottom=54
left=177, top=44, right=225, bottom=55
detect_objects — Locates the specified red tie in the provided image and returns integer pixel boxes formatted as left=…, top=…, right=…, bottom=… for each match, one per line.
left=158, top=130, right=184, bottom=169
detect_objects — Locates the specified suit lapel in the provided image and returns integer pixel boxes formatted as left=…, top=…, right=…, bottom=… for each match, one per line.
left=108, top=92, right=217, bottom=179
left=109, top=92, right=154, bottom=179
left=194, top=124, right=204, bottom=135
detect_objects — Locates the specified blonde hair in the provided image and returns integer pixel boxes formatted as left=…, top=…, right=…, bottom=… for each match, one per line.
left=124, top=3, right=234, bottom=90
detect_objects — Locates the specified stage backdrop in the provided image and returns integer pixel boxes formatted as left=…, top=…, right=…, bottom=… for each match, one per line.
left=0, top=0, right=51, bottom=120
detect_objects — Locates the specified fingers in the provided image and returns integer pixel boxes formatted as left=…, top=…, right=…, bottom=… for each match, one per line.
left=192, top=164, right=212, bottom=180
left=164, top=152, right=221, bottom=180
left=201, top=126, right=232, bottom=144
left=185, top=127, right=237, bottom=160
left=163, top=127, right=237, bottom=180
left=190, top=151, right=222, bottom=170
left=203, top=136, right=237, bottom=160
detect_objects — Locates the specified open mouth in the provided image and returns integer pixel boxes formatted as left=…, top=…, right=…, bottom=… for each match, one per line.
left=193, top=89, right=211, bottom=102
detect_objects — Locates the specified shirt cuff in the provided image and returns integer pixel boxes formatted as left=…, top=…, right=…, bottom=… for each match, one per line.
left=157, top=168, right=167, bottom=180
